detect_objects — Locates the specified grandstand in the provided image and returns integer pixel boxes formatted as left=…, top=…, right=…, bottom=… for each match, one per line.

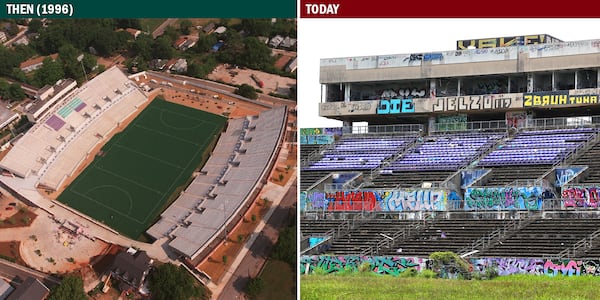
left=0, top=66, right=147, bottom=191
left=301, top=35, right=600, bottom=262
left=147, top=106, right=287, bottom=261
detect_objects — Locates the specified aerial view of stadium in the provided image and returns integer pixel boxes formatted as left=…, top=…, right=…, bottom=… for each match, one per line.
left=0, top=18, right=296, bottom=299
left=299, top=19, right=600, bottom=297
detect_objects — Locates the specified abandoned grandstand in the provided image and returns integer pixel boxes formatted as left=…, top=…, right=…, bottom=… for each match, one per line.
left=301, top=35, right=600, bottom=276
left=0, top=65, right=288, bottom=265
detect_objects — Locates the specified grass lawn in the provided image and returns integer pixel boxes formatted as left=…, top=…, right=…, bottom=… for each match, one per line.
left=257, top=260, right=296, bottom=300
left=58, top=98, right=226, bottom=238
left=301, top=273, right=600, bottom=300
left=139, top=18, right=167, bottom=33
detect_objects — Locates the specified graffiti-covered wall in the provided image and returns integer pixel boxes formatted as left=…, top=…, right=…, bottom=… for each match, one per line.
left=300, top=189, right=459, bottom=212
left=301, top=256, right=600, bottom=277
left=561, top=186, right=600, bottom=208
left=300, top=255, right=426, bottom=276
left=471, top=258, right=600, bottom=277
left=464, top=187, right=549, bottom=210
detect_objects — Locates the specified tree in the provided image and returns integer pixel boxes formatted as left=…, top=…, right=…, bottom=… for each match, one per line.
left=240, top=19, right=272, bottom=37
left=28, top=19, right=43, bottom=33
left=240, top=37, right=274, bottom=70
left=193, top=34, right=218, bottom=53
left=47, top=274, right=87, bottom=300
left=33, top=57, right=64, bottom=87
left=235, top=84, right=258, bottom=100
left=8, top=83, right=25, bottom=102
left=245, top=276, right=265, bottom=299
left=148, top=263, right=210, bottom=300
left=179, top=19, right=193, bottom=35
left=272, top=225, right=296, bottom=267
left=152, top=36, right=174, bottom=59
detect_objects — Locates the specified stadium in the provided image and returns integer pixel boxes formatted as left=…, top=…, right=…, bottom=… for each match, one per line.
left=0, top=65, right=288, bottom=264
left=300, top=34, right=600, bottom=277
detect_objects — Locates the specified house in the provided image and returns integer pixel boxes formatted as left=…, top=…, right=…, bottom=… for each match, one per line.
left=268, top=35, right=284, bottom=48
left=106, top=249, right=153, bottom=294
left=6, top=277, right=50, bottom=300
left=202, top=23, right=216, bottom=34
left=173, top=37, right=196, bottom=51
left=211, top=41, right=224, bottom=52
left=257, top=36, right=269, bottom=44
left=285, top=57, right=297, bottom=73
left=170, top=59, right=188, bottom=73
left=280, top=36, right=297, bottom=50
left=214, top=26, right=227, bottom=35
left=125, top=28, right=141, bottom=39
left=149, top=59, right=167, bottom=71
left=19, top=54, right=59, bottom=73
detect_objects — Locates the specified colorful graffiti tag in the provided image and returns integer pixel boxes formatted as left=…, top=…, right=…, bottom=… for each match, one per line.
left=301, top=256, right=600, bottom=277
left=470, top=258, right=600, bottom=277
left=555, top=167, right=585, bottom=187
left=461, top=169, right=489, bottom=188
left=561, top=186, right=600, bottom=208
left=300, top=189, right=451, bottom=212
left=300, top=256, right=426, bottom=276
left=464, top=187, right=547, bottom=210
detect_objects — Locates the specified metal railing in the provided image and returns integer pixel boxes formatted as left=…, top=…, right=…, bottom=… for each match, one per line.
left=558, top=229, right=600, bottom=259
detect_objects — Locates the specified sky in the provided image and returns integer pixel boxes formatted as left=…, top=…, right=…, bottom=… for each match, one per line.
left=297, top=18, right=600, bottom=128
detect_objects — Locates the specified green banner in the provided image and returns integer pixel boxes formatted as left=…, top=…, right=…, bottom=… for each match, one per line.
left=2, top=0, right=297, bottom=18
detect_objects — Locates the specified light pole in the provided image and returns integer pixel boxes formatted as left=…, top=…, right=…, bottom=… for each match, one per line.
left=77, top=54, right=88, bottom=82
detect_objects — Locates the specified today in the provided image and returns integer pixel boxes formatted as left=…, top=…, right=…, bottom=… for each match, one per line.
left=305, top=3, right=340, bottom=15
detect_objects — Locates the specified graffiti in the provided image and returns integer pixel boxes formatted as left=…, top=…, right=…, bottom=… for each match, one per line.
left=301, top=189, right=452, bottom=212
left=324, top=191, right=379, bottom=211
left=461, top=169, right=488, bottom=188
left=376, top=99, right=414, bottom=114
left=380, top=88, right=426, bottom=98
left=301, top=191, right=327, bottom=211
left=524, top=92, right=599, bottom=107
left=456, top=34, right=561, bottom=50
left=423, top=53, right=443, bottom=61
left=561, top=186, right=600, bottom=208
left=432, top=95, right=513, bottom=112
left=381, top=190, right=447, bottom=211
left=300, top=256, right=425, bottom=276
left=464, top=187, right=547, bottom=210
left=300, top=135, right=334, bottom=145
left=505, top=111, right=529, bottom=128
left=300, top=127, right=344, bottom=136
left=404, top=54, right=423, bottom=61
left=300, top=256, right=600, bottom=277
left=555, top=167, right=584, bottom=187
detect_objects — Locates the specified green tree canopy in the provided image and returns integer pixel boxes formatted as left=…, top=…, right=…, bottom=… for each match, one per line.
left=179, top=19, right=193, bottom=35
left=47, top=274, right=87, bottom=300
left=148, top=263, right=210, bottom=300
left=33, top=57, right=64, bottom=87
left=235, top=84, right=258, bottom=100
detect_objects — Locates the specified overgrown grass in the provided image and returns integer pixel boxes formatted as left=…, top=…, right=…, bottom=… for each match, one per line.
left=301, top=273, right=600, bottom=300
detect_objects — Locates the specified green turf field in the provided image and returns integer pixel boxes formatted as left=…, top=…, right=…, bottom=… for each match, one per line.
left=57, top=98, right=227, bottom=238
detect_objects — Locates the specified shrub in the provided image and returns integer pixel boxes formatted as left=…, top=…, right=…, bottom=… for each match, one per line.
left=399, top=268, right=418, bottom=278
left=358, top=262, right=371, bottom=273
left=418, top=269, right=438, bottom=279
left=246, top=276, right=264, bottom=299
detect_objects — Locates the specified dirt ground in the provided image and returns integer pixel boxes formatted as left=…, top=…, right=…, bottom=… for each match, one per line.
left=196, top=198, right=271, bottom=283
left=157, top=87, right=266, bottom=119
left=269, top=146, right=297, bottom=187
left=208, top=63, right=297, bottom=97
left=0, top=241, right=25, bottom=265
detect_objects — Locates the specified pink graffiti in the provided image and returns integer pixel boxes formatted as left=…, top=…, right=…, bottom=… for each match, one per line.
left=562, top=187, right=600, bottom=208
left=544, top=260, right=581, bottom=276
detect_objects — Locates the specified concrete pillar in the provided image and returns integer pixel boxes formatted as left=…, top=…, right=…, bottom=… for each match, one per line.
left=527, top=74, right=534, bottom=93
left=429, top=80, right=436, bottom=98
left=344, top=83, right=351, bottom=102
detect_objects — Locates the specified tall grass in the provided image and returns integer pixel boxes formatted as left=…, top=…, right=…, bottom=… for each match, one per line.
left=301, top=273, right=600, bottom=300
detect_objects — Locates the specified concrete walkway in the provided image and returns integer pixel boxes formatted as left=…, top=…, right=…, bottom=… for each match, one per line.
left=207, top=170, right=297, bottom=299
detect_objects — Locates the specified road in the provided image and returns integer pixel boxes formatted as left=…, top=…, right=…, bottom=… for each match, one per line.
left=152, top=18, right=178, bottom=39
left=217, top=181, right=297, bottom=300
left=146, top=71, right=297, bottom=108
left=0, top=259, right=61, bottom=288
